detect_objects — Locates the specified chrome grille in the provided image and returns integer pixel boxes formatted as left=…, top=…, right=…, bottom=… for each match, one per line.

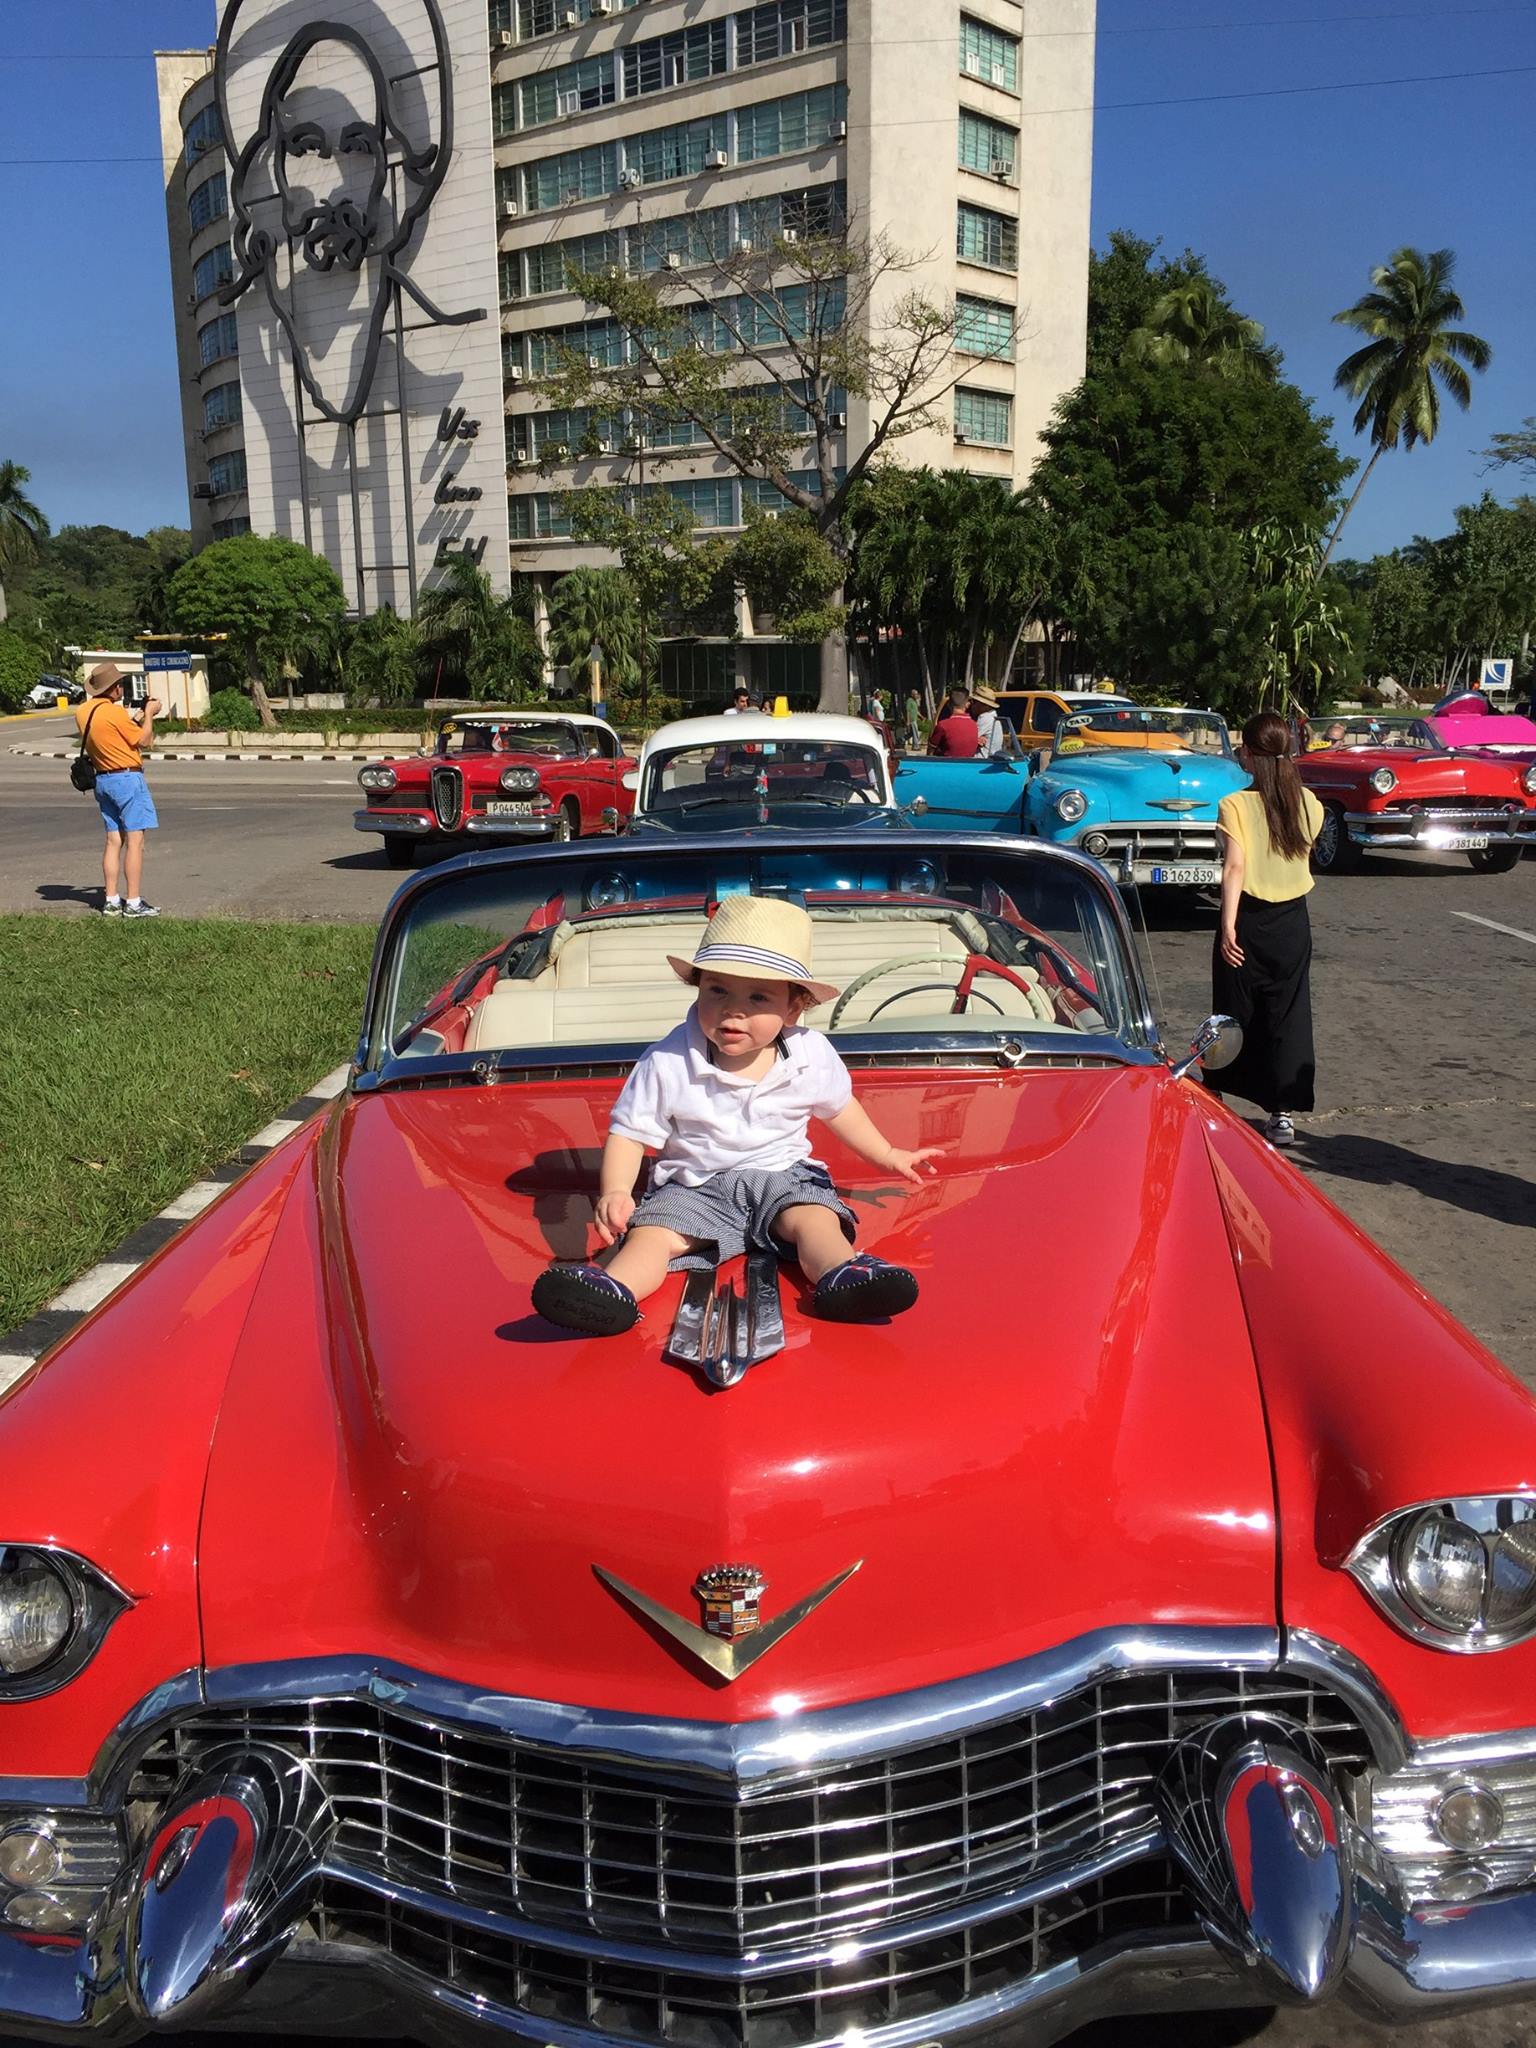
left=310, top=1860, right=1194, bottom=2048
left=129, top=1673, right=1367, bottom=1957
left=1091, top=827, right=1220, bottom=860
left=431, top=764, right=464, bottom=830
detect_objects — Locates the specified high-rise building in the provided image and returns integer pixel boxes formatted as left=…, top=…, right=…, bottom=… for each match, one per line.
left=157, top=0, right=1094, bottom=706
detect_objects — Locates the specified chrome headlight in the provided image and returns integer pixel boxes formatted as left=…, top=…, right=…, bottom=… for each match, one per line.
left=1522, top=765, right=1536, bottom=795
left=0, top=1548, right=128, bottom=1697
left=1370, top=766, right=1397, bottom=795
left=584, top=872, right=632, bottom=909
left=1054, top=789, right=1089, bottom=824
left=500, top=766, right=542, bottom=794
left=358, top=766, right=396, bottom=792
left=896, top=860, right=940, bottom=896
left=1347, top=1496, right=1536, bottom=1650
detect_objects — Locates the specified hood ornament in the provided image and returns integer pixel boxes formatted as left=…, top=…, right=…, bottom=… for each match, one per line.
left=594, top=1561, right=860, bottom=1682
left=1149, top=798, right=1203, bottom=812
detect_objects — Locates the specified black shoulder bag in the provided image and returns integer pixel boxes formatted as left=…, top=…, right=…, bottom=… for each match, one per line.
left=70, top=705, right=102, bottom=793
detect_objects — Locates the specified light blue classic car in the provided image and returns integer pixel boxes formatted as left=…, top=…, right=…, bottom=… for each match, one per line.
left=1020, top=706, right=1249, bottom=887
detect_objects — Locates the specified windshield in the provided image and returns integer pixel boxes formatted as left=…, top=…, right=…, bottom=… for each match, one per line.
left=367, top=841, right=1149, bottom=1073
left=1319, top=719, right=1442, bottom=751
left=641, top=739, right=888, bottom=813
left=438, top=721, right=579, bottom=756
left=1058, top=708, right=1231, bottom=754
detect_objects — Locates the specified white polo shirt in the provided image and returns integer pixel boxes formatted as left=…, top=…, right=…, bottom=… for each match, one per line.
left=610, top=1009, right=853, bottom=1187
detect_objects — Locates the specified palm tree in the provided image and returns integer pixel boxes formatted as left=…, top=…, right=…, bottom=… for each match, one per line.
left=1125, top=281, right=1279, bottom=382
left=417, top=556, right=543, bottom=701
left=1321, top=247, right=1492, bottom=570
left=0, top=462, right=50, bottom=624
left=546, top=566, right=643, bottom=701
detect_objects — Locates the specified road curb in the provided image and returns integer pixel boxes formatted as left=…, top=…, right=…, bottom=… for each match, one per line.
left=0, top=1063, right=352, bottom=1392
left=8, top=745, right=400, bottom=762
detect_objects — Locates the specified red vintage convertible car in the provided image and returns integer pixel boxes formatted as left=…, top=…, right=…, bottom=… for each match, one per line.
left=8, top=830, right=1536, bottom=2044
left=354, top=711, right=633, bottom=867
left=1300, top=715, right=1536, bottom=872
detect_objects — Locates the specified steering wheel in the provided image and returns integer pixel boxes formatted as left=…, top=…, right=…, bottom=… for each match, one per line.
left=828, top=952, right=1052, bottom=1031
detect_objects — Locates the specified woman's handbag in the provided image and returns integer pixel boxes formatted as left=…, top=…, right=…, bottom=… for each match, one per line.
left=70, top=705, right=101, bottom=793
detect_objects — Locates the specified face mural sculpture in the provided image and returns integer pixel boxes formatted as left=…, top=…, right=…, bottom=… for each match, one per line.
left=216, top=0, right=481, bottom=427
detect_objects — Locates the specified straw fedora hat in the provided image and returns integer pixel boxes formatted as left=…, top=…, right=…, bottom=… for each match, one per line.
left=970, top=683, right=1001, bottom=709
left=85, top=662, right=127, bottom=697
left=668, top=895, right=839, bottom=1006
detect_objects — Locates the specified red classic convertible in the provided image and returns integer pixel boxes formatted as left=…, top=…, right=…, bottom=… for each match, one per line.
left=1300, top=715, right=1536, bottom=873
left=354, top=711, right=633, bottom=867
left=8, top=830, right=1536, bottom=2044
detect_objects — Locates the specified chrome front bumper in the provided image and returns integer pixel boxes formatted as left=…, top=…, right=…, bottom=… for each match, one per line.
left=1347, top=807, right=1536, bottom=848
left=353, top=810, right=559, bottom=839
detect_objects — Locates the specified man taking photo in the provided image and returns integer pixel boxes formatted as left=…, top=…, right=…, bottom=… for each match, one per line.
left=75, top=663, right=161, bottom=917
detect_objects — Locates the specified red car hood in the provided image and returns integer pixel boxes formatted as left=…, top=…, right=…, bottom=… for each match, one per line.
left=197, top=1067, right=1278, bottom=1719
left=1305, top=748, right=1528, bottom=798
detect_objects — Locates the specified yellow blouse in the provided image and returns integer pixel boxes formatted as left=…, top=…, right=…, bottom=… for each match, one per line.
left=1216, top=787, right=1324, bottom=902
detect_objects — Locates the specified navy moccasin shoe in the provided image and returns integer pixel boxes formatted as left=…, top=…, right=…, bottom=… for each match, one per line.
left=532, top=1263, right=641, bottom=1336
left=811, top=1253, right=918, bottom=1323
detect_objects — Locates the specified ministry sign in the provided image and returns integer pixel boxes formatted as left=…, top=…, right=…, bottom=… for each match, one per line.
left=213, top=0, right=507, bottom=612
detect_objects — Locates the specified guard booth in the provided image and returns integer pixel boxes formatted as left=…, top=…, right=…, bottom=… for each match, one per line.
left=69, top=647, right=212, bottom=719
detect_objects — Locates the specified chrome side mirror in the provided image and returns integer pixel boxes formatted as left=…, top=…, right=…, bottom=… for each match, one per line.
left=909, top=794, right=928, bottom=815
left=1170, top=1013, right=1240, bottom=1083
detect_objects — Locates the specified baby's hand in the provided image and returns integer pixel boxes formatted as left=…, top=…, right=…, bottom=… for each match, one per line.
left=886, top=1146, right=945, bottom=1187
left=594, top=1189, right=636, bottom=1245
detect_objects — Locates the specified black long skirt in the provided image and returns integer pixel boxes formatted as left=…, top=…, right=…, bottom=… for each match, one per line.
left=1207, top=893, right=1315, bottom=1115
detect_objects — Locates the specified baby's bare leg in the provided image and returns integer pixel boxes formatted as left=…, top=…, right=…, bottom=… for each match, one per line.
left=602, top=1226, right=701, bottom=1301
left=771, top=1205, right=851, bottom=1283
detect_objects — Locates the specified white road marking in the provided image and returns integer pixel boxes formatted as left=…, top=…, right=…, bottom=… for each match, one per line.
left=309, top=1066, right=350, bottom=1099
left=0, top=1357, right=38, bottom=1394
left=49, top=1263, right=140, bottom=1313
left=158, top=1181, right=227, bottom=1221
left=1454, top=911, right=1536, bottom=947
left=245, top=1116, right=304, bottom=1150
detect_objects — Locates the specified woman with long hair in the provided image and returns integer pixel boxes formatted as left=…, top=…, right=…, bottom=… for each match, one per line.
left=1209, top=709, right=1326, bottom=1145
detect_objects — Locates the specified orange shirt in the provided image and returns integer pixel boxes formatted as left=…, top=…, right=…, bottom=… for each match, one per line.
left=75, top=701, right=148, bottom=774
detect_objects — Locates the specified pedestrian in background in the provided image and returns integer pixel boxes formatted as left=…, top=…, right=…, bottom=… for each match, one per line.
left=969, top=684, right=1008, bottom=757
left=75, top=663, right=160, bottom=918
left=1208, top=709, right=1324, bottom=1146
left=927, top=684, right=980, bottom=758
left=903, top=687, right=922, bottom=752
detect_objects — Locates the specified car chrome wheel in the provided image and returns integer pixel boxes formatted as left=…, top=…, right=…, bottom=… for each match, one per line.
left=555, top=803, right=578, bottom=843
left=1312, top=806, right=1358, bottom=874
left=1468, top=845, right=1523, bottom=874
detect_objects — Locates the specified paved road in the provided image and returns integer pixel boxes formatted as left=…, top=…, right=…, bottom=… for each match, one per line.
left=4, top=735, right=1536, bottom=2047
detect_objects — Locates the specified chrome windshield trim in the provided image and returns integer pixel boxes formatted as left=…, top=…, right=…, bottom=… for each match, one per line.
left=354, top=830, right=1161, bottom=1074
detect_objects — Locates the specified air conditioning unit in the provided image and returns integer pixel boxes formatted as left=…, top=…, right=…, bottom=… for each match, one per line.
left=547, top=442, right=569, bottom=459
left=587, top=354, right=605, bottom=369
left=664, top=251, right=682, bottom=270
left=597, top=438, right=617, bottom=453
left=502, top=197, right=521, bottom=217
left=507, top=364, right=524, bottom=382
left=734, top=237, right=753, bottom=255
left=990, top=156, right=1014, bottom=180
left=953, top=429, right=969, bottom=445
left=592, top=0, right=614, bottom=14
left=494, top=28, right=513, bottom=45
left=704, top=148, right=729, bottom=168
left=561, top=7, right=579, bottom=24
left=989, top=61, right=1008, bottom=85
left=192, top=483, right=215, bottom=498
left=618, top=167, right=642, bottom=190
left=185, top=290, right=199, bottom=309
left=828, top=410, right=847, bottom=429
left=780, top=226, right=800, bottom=244
left=558, top=90, right=582, bottom=114
left=827, top=118, right=848, bottom=140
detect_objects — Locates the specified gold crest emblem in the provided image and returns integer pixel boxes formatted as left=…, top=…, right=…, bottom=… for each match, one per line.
left=695, top=1564, right=767, bottom=1641
left=593, top=1561, right=861, bottom=1682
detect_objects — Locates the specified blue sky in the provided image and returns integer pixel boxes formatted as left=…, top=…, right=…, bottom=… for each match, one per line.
left=1, top=0, right=1532, bottom=558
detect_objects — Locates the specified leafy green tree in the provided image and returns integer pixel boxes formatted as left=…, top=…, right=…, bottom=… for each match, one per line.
left=1246, top=525, right=1364, bottom=715
left=1323, top=247, right=1492, bottom=568
left=542, top=227, right=980, bottom=709
left=729, top=511, right=846, bottom=647
left=0, top=626, right=46, bottom=712
left=1085, top=231, right=1212, bottom=375
left=546, top=566, right=644, bottom=701
left=166, top=534, right=347, bottom=727
left=1481, top=418, right=1536, bottom=477
left=1125, top=278, right=1279, bottom=382
left=344, top=607, right=423, bottom=708
left=0, top=464, right=50, bottom=626
left=417, top=555, right=542, bottom=703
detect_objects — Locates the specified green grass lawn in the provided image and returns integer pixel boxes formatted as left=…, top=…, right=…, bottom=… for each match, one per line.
left=0, top=917, right=376, bottom=1334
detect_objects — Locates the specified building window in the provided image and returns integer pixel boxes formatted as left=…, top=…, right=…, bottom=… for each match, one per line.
left=954, top=387, right=1012, bottom=445
left=959, top=16, right=1019, bottom=92
left=202, top=381, right=243, bottom=432
left=525, top=319, right=627, bottom=375
left=955, top=294, right=1016, bottom=359
left=521, top=140, right=621, bottom=211
left=197, top=312, right=239, bottom=367
left=212, top=516, right=251, bottom=541
left=208, top=450, right=248, bottom=496
left=523, top=228, right=625, bottom=296
left=490, top=0, right=512, bottom=30
left=741, top=467, right=833, bottom=511
left=510, top=407, right=624, bottom=458
left=519, top=54, right=616, bottom=128
left=653, top=477, right=736, bottom=528
left=500, top=251, right=520, bottom=303
left=622, top=21, right=727, bottom=98
left=515, top=0, right=638, bottom=32
left=509, top=492, right=575, bottom=539
left=958, top=110, right=1016, bottom=177
left=631, top=207, right=731, bottom=271
left=956, top=200, right=1017, bottom=270
left=736, top=84, right=846, bottom=164
left=735, top=0, right=846, bottom=66
left=183, top=104, right=222, bottom=167
left=634, top=114, right=728, bottom=185
left=192, top=243, right=233, bottom=301
left=187, top=172, right=228, bottom=233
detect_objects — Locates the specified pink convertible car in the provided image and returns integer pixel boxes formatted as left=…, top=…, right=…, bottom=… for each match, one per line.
left=1428, top=689, right=1536, bottom=763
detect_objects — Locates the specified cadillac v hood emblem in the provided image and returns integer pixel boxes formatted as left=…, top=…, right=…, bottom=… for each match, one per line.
left=594, top=1562, right=861, bottom=1682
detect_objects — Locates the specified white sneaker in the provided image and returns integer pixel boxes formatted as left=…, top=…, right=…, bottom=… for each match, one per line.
left=1263, top=1114, right=1295, bottom=1147
left=102, top=897, right=123, bottom=917
left=122, top=900, right=160, bottom=919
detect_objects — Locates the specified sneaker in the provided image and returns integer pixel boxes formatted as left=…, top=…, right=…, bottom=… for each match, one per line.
left=1263, top=1114, right=1296, bottom=1147
left=122, top=900, right=160, bottom=919
left=811, top=1253, right=918, bottom=1323
left=102, top=898, right=123, bottom=917
left=532, top=1262, right=640, bottom=1336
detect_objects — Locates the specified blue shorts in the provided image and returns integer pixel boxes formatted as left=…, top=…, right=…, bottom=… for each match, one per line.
left=94, top=770, right=158, bottom=835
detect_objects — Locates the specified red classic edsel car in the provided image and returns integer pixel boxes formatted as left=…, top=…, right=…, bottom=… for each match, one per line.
left=1300, top=714, right=1536, bottom=872
left=7, top=829, right=1536, bottom=2045
left=355, top=711, right=633, bottom=867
